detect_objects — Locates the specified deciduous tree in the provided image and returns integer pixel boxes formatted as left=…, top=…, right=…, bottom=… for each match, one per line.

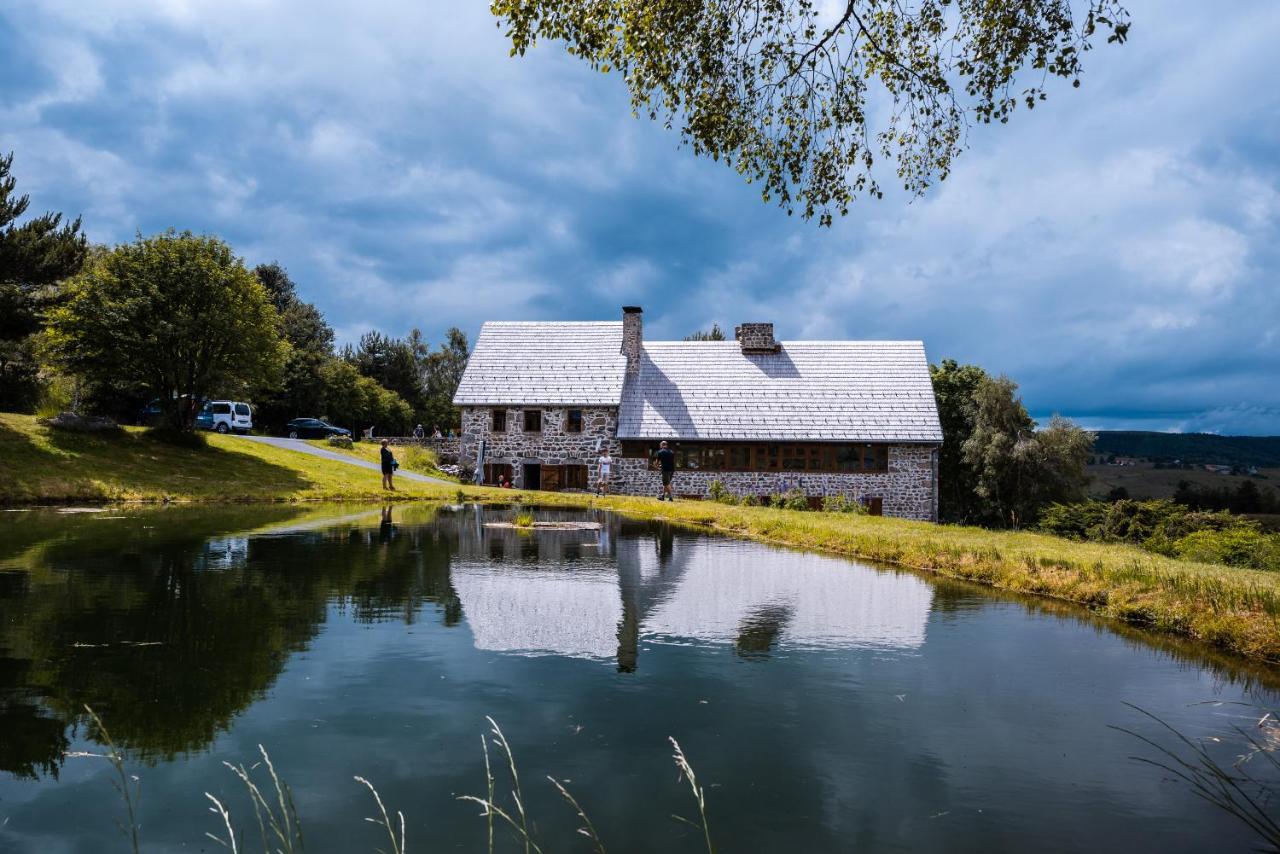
left=420, top=327, right=470, bottom=431
left=929, top=358, right=988, bottom=523
left=493, top=0, right=1130, bottom=223
left=251, top=263, right=337, bottom=431
left=961, top=376, right=1093, bottom=527
left=44, top=231, right=285, bottom=432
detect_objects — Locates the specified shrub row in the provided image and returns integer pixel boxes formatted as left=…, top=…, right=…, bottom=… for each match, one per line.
left=705, top=481, right=868, bottom=514
left=1038, top=499, right=1280, bottom=570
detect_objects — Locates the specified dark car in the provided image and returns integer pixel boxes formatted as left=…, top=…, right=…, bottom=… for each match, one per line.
left=285, top=418, right=351, bottom=440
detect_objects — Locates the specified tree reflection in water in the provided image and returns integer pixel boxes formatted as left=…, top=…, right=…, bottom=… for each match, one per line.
left=0, top=503, right=938, bottom=781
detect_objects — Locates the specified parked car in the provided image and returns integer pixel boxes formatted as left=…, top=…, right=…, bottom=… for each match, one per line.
left=285, top=418, right=351, bottom=440
left=199, top=401, right=253, bottom=434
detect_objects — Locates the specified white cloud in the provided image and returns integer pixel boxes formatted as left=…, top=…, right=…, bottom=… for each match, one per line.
left=1, top=0, right=1278, bottom=432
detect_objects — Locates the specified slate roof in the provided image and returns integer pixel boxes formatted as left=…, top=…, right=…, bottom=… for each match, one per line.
left=453, top=323, right=942, bottom=443
left=617, top=340, right=942, bottom=443
left=452, top=322, right=627, bottom=406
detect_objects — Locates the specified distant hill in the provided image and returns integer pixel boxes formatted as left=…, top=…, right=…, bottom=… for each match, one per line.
left=1092, top=431, right=1280, bottom=468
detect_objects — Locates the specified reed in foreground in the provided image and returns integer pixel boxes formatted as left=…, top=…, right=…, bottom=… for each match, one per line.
left=71, top=712, right=716, bottom=853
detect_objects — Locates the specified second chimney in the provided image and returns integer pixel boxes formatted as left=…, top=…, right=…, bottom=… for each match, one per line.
left=622, top=306, right=643, bottom=374
left=735, top=322, right=780, bottom=353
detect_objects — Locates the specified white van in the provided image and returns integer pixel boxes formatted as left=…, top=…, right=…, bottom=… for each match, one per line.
left=200, top=400, right=253, bottom=434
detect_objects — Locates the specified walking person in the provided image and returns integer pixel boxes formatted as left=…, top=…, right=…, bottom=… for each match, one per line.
left=656, top=440, right=676, bottom=501
left=597, top=447, right=613, bottom=496
left=380, top=439, right=397, bottom=490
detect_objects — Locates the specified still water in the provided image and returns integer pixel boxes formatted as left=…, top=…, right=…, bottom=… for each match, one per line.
left=1, top=503, right=1278, bottom=852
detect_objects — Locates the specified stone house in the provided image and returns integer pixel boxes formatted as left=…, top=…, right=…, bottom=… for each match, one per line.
left=452, top=307, right=942, bottom=520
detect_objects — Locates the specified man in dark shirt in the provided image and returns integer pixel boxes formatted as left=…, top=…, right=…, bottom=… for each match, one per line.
left=656, top=440, right=676, bottom=501
left=380, top=439, right=397, bottom=490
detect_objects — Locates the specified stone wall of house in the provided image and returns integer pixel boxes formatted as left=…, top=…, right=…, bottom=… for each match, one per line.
left=609, top=445, right=937, bottom=521
left=459, top=406, right=621, bottom=487
left=457, top=410, right=937, bottom=521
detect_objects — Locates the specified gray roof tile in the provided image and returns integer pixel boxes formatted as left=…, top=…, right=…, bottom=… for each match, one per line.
left=617, top=340, right=942, bottom=443
left=453, top=322, right=627, bottom=406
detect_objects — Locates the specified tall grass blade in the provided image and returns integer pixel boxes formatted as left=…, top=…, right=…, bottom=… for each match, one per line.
left=204, top=792, right=239, bottom=853
left=548, top=776, right=606, bottom=853
left=66, top=705, right=141, bottom=854
left=669, top=737, right=715, bottom=854
left=355, top=776, right=406, bottom=854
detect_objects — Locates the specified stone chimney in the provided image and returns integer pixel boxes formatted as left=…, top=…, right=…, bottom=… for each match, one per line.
left=735, top=322, right=780, bottom=353
left=622, top=306, right=643, bottom=374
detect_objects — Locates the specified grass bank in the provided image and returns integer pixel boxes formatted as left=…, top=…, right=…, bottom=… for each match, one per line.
left=308, top=437, right=457, bottom=480
left=0, top=413, right=449, bottom=503
left=4, top=411, right=1280, bottom=664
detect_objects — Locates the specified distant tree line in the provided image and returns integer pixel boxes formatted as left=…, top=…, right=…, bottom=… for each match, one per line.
left=0, top=151, right=467, bottom=436
left=1172, top=479, right=1280, bottom=515
left=1092, top=431, right=1280, bottom=469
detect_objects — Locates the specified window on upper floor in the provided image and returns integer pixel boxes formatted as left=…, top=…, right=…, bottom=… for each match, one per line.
left=566, top=409, right=583, bottom=433
left=523, top=409, right=542, bottom=432
left=491, top=409, right=507, bottom=432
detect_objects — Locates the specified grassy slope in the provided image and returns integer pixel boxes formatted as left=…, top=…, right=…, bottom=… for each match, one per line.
left=306, top=439, right=457, bottom=481
left=4, top=412, right=1280, bottom=663
left=0, top=413, right=450, bottom=503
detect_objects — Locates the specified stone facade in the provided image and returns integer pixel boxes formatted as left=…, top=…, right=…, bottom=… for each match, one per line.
left=609, top=444, right=937, bottom=520
left=457, top=405, right=938, bottom=521
left=734, top=322, right=780, bottom=352
left=460, top=406, right=621, bottom=488
left=622, top=307, right=643, bottom=375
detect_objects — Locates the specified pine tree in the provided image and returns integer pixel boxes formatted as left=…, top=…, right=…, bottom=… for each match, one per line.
left=0, top=151, right=88, bottom=408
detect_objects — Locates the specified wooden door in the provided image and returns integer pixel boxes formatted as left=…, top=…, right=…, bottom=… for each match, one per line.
left=541, top=464, right=561, bottom=491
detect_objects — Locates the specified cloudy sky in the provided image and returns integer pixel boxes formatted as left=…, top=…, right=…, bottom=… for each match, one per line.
left=1, top=0, right=1277, bottom=433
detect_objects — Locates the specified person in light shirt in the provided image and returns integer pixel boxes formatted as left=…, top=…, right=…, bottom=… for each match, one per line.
left=597, top=448, right=614, bottom=495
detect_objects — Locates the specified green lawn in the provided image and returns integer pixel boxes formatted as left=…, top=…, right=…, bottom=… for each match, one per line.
left=0, top=413, right=454, bottom=503
left=4, top=410, right=1280, bottom=664
left=305, top=438, right=457, bottom=481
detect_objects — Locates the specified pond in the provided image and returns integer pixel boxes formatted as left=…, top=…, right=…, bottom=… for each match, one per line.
left=1, top=503, right=1278, bottom=852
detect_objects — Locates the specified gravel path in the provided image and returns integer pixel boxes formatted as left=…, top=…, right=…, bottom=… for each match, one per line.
left=234, top=436, right=455, bottom=485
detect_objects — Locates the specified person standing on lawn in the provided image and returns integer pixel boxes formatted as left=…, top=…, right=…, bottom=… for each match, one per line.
left=656, top=441, right=676, bottom=501
left=597, top=447, right=613, bottom=495
left=380, top=439, right=397, bottom=490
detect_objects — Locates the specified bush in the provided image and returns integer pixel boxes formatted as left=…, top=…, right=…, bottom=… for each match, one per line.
left=399, top=445, right=439, bottom=474
left=1173, top=528, right=1280, bottom=571
left=770, top=488, right=810, bottom=512
left=1038, top=499, right=1242, bottom=545
left=822, top=493, right=868, bottom=514
left=1038, top=498, right=1280, bottom=570
left=326, top=434, right=353, bottom=449
left=706, top=479, right=742, bottom=505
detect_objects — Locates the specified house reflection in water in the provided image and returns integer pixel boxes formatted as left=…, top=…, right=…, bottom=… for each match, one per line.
left=450, top=508, right=934, bottom=671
